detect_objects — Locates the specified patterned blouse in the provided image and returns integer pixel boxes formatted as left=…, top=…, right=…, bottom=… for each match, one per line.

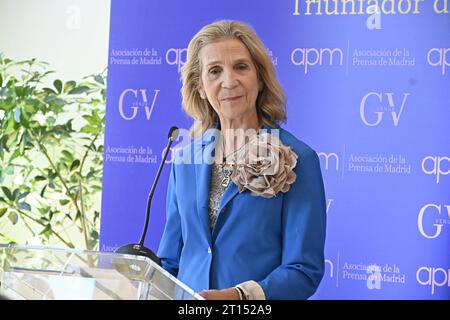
left=208, top=164, right=233, bottom=230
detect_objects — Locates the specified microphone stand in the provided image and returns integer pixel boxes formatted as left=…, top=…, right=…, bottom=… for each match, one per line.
left=115, top=126, right=179, bottom=267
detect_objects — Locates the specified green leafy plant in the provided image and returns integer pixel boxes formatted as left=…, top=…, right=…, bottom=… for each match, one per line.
left=0, top=54, right=105, bottom=250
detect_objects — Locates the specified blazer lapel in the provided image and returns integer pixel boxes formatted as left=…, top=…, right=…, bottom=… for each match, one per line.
left=217, top=182, right=239, bottom=215
left=194, top=129, right=219, bottom=245
left=195, top=160, right=213, bottom=246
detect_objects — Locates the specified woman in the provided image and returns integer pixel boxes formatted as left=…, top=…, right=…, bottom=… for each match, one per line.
left=157, top=20, right=326, bottom=300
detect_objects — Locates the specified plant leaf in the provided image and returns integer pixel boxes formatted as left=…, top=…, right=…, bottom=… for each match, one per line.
left=53, top=79, right=62, bottom=94
left=94, top=75, right=104, bottom=85
left=61, top=150, right=74, bottom=161
left=40, top=184, right=47, bottom=197
left=68, top=86, right=90, bottom=95
left=63, top=81, right=76, bottom=93
left=82, top=115, right=96, bottom=125
left=17, top=191, right=29, bottom=200
left=39, top=224, right=52, bottom=237
left=90, top=230, right=99, bottom=240
left=43, top=87, right=57, bottom=95
left=59, top=199, right=70, bottom=206
left=8, top=211, right=18, bottom=225
left=80, top=125, right=97, bottom=134
left=70, top=159, right=80, bottom=171
left=17, top=202, right=31, bottom=211
left=1, top=187, right=13, bottom=201
left=12, top=189, right=19, bottom=202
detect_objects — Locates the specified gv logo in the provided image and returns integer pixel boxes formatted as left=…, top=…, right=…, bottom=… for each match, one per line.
left=421, top=156, right=450, bottom=184
left=417, top=266, right=450, bottom=295
left=317, top=152, right=339, bottom=171
left=326, top=199, right=334, bottom=214
left=291, top=48, right=344, bottom=74
left=427, top=48, right=450, bottom=75
left=118, top=89, right=160, bottom=121
left=417, top=203, right=450, bottom=239
left=360, top=92, right=410, bottom=126
left=166, top=48, right=187, bottom=73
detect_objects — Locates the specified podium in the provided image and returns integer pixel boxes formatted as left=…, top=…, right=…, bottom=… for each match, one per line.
left=0, top=244, right=203, bottom=300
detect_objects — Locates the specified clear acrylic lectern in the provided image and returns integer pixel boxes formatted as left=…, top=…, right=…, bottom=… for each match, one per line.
left=0, top=244, right=203, bottom=300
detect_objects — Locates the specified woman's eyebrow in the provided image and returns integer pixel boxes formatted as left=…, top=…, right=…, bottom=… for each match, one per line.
left=205, top=60, right=222, bottom=67
left=205, top=57, right=252, bottom=67
left=233, top=58, right=252, bottom=64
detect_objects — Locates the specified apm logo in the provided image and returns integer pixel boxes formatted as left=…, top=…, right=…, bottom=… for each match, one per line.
left=118, top=89, right=160, bottom=121
left=417, top=203, right=450, bottom=239
left=417, top=266, right=450, bottom=295
left=317, top=152, right=339, bottom=171
left=291, top=47, right=344, bottom=74
left=166, top=48, right=187, bottom=73
left=325, top=259, right=334, bottom=279
left=359, top=92, right=410, bottom=126
left=427, top=48, right=450, bottom=75
left=421, top=156, right=450, bottom=184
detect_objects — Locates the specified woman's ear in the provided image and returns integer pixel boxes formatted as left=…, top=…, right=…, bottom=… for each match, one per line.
left=198, top=87, right=206, bottom=99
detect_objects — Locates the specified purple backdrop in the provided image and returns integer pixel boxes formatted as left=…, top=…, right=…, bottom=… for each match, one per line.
left=100, top=0, right=450, bottom=299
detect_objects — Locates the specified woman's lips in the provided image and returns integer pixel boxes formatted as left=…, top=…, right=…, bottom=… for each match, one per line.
left=222, top=95, right=242, bottom=101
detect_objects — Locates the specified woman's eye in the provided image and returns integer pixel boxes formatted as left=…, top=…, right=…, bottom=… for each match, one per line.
left=209, top=68, right=221, bottom=75
left=237, top=64, right=248, bottom=70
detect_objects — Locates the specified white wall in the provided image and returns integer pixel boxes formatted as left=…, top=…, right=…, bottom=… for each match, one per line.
left=0, top=0, right=110, bottom=81
left=0, top=0, right=110, bottom=248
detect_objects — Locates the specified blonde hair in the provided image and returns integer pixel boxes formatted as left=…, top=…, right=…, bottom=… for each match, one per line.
left=181, top=20, right=286, bottom=137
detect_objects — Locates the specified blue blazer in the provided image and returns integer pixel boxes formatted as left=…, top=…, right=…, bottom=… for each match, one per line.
left=157, top=126, right=326, bottom=300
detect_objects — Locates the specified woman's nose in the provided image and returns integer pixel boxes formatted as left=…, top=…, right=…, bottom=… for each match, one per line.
left=221, top=70, right=238, bottom=88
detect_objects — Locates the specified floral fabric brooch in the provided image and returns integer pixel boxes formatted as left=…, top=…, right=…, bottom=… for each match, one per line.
left=230, top=132, right=298, bottom=198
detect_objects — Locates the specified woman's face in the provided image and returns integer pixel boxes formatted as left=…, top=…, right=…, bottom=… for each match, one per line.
left=198, top=38, right=261, bottom=124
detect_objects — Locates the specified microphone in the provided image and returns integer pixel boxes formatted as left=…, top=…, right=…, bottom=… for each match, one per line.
left=115, top=126, right=179, bottom=267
